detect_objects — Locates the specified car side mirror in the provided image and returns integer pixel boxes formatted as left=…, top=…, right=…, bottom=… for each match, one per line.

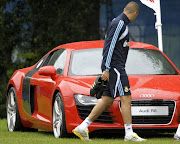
left=38, top=66, right=56, bottom=76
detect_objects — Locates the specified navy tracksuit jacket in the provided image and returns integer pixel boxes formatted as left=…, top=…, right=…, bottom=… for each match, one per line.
left=101, top=13, right=130, bottom=72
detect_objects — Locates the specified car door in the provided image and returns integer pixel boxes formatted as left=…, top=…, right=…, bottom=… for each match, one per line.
left=22, top=54, right=51, bottom=116
left=22, top=49, right=67, bottom=123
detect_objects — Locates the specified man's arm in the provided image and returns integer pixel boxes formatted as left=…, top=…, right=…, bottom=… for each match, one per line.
left=101, top=20, right=125, bottom=80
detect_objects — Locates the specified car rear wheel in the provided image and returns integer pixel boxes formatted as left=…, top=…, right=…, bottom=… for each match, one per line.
left=7, top=87, right=38, bottom=132
left=7, top=87, right=23, bottom=131
left=53, top=92, right=67, bottom=138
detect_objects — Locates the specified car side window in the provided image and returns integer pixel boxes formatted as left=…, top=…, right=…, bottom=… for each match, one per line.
left=48, top=49, right=67, bottom=75
left=36, top=59, right=44, bottom=69
left=35, top=54, right=50, bottom=69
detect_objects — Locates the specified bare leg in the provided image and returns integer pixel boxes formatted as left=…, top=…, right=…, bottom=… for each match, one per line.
left=120, top=95, right=132, bottom=124
left=88, top=96, right=114, bottom=122
left=120, top=95, right=146, bottom=141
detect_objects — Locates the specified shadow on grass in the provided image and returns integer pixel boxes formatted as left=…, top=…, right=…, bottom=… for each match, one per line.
left=37, top=128, right=176, bottom=139
left=38, top=130, right=53, bottom=136
left=90, top=129, right=175, bottom=139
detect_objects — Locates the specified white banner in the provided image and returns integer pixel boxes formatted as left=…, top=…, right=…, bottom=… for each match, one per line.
left=140, top=0, right=163, bottom=51
left=140, top=0, right=158, bottom=13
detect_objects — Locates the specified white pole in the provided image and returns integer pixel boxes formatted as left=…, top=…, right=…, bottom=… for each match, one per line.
left=140, top=0, right=163, bottom=52
left=155, top=0, right=163, bottom=51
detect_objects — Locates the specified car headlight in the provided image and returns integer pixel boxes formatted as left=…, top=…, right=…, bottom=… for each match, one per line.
left=74, top=94, right=102, bottom=106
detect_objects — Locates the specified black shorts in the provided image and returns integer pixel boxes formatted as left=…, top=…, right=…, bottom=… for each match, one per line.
left=102, top=68, right=131, bottom=99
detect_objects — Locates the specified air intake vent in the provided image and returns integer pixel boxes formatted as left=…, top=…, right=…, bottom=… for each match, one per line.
left=77, top=105, right=116, bottom=124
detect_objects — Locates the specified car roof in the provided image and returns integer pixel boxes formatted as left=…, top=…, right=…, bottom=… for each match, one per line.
left=39, top=40, right=180, bottom=75
left=53, top=40, right=159, bottom=51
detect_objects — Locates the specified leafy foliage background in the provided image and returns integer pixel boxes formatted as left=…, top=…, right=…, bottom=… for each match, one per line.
left=0, top=0, right=100, bottom=118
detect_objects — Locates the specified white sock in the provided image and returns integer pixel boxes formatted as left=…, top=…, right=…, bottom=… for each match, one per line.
left=124, top=124, right=133, bottom=137
left=176, top=124, right=180, bottom=136
left=78, top=117, right=92, bottom=131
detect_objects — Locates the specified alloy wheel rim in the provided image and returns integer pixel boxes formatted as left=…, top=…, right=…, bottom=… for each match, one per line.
left=53, top=96, right=62, bottom=138
left=7, top=90, right=16, bottom=132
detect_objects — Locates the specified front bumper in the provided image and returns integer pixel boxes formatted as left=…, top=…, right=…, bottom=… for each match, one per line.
left=63, top=96, right=180, bottom=133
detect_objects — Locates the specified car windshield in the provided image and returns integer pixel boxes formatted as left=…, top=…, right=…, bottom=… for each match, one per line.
left=68, top=48, right=178, bottom=76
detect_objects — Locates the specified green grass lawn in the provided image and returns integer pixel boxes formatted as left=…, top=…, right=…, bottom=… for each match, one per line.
left=0, top=119, right=179, bottom=144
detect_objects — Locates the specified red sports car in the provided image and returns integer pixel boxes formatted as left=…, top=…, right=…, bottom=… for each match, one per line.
left=6, top=40, right=180, bottom=138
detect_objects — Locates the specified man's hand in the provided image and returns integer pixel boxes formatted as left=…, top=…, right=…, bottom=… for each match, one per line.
left=101, top=71, right=109, bottom=81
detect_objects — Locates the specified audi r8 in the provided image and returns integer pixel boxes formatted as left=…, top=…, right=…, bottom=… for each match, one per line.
left=6, top=40, right=180, bottom=138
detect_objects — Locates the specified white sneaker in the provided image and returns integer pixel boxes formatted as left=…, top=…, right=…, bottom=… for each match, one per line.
left=72, top=127, right=91, bottom=141
left=124, top=132, right=147, bottom=142
left=174, top=134, right=180, bottom=141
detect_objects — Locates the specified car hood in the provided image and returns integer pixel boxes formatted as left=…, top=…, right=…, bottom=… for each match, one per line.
left=61, top=76, right=97, bottom=96
left=70, top=76, right=96, bottom=87
left=129, top=75, right=180, bottom=101
left=71, top=75, right=180, bottom=100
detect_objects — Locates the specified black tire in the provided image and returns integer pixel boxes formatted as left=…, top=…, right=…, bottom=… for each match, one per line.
left=7, top=87, right=24, bottom=131
left=53, top=92, right=67, bottom=138
left=6, top=87, right=38, bottom=132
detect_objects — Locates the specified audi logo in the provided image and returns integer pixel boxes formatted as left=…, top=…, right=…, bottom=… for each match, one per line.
left=140, top=94, right=155, bottom=98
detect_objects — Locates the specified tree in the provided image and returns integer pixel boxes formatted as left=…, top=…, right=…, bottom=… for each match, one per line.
left=0, top=0, right=100, bottom=118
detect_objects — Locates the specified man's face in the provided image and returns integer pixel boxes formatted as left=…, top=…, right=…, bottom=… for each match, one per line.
left=130, top=11, right=139, bottom=23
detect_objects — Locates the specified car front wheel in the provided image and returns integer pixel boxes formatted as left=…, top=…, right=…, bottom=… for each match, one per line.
left=53, top=92, right=67, bottom=138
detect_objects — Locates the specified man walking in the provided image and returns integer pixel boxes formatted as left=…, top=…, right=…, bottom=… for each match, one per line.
left=73, top=1, right=146, bottom=142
